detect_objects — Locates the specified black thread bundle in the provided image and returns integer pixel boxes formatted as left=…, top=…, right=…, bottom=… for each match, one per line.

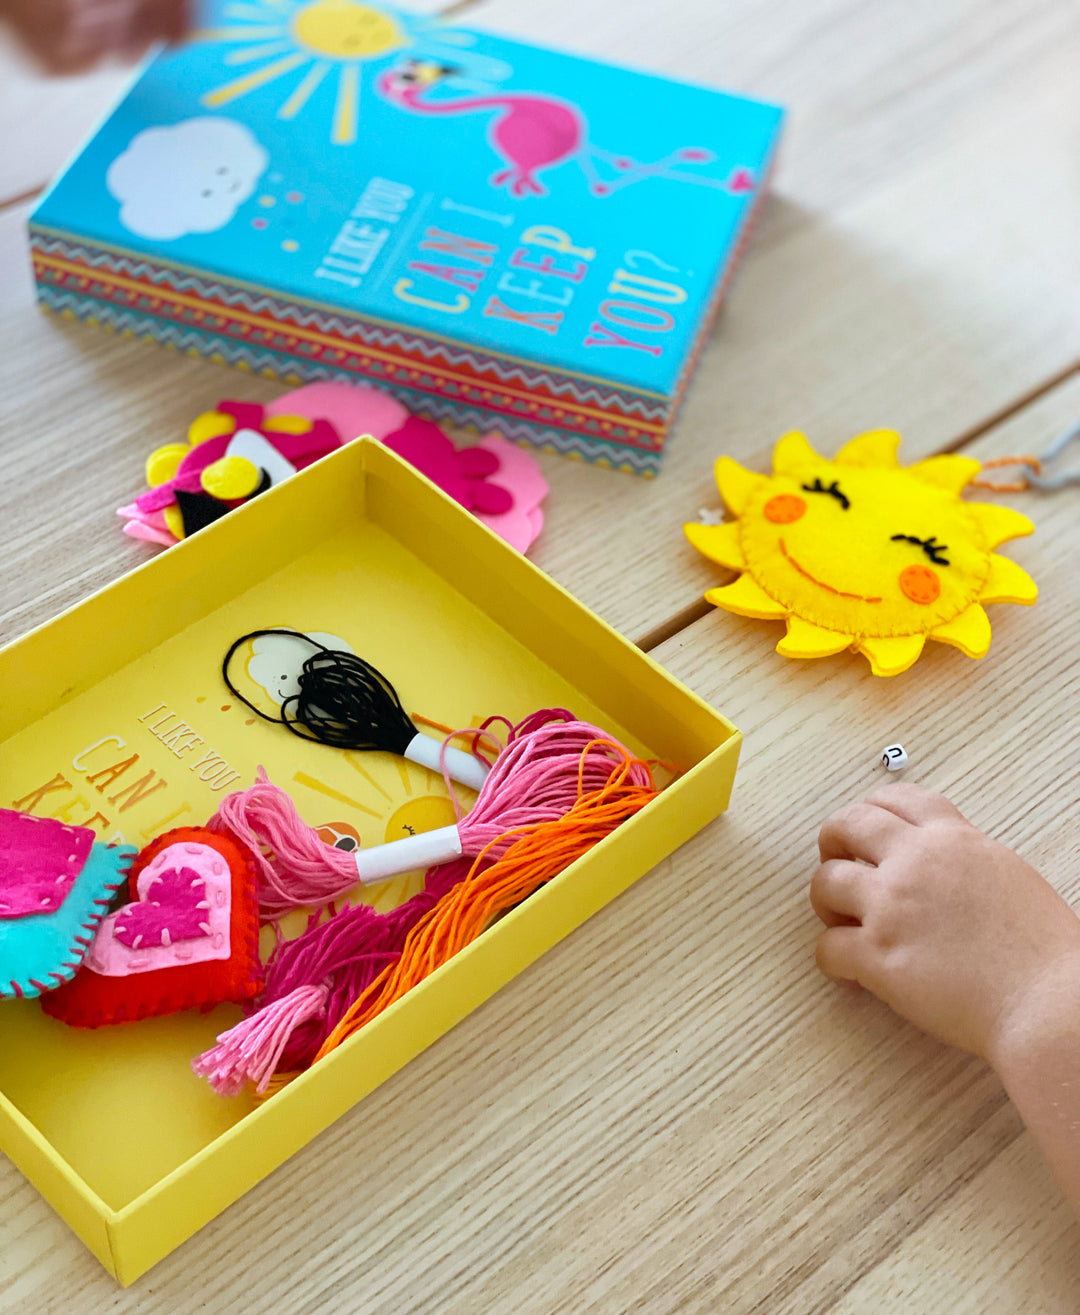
left=222, top=629, right=418, bottom=753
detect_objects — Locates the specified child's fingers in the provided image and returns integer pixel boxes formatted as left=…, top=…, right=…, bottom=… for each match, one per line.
left=815, top=924, right=872, bottom=984
left=818, top=801, right=908, bottom=865
left=864, top=782, right=965, bottom=827
left=810, top=859, right=869, bottom=926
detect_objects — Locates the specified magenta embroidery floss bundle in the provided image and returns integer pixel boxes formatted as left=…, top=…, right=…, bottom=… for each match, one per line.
left=196, top=711, right=651, bottom=1096
left=192, top=855, right=474, bottom=1095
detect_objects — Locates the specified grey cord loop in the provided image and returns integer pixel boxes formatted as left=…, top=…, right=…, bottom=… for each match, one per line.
left=1028, top=421, right=1080, bottom=491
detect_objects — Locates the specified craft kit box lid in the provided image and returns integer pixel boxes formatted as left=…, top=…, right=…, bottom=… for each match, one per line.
left=28, top=0, right=782, bottom=471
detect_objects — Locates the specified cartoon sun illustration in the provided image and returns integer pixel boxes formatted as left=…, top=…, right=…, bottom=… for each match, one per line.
left=685, top=430, right=1038, bottom=676
left=197, top=0, right=476, bottom=145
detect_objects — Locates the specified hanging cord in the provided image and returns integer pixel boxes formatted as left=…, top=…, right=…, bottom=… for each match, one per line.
left=972, top=421, right=1080, bottom=492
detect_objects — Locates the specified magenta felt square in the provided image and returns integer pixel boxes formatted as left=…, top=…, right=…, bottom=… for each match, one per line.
left=0, top=810, right=94, bottom=919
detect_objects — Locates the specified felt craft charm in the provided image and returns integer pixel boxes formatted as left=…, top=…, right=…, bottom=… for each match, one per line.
left=268, top=383, right=548, bottom=551
left=118, top=399, right=341, bottom=544
left=119, top=383, right=548, bottom=554
left=685, top=430, right=1038, bottom=676
left=40, top=827, right=262, bottom=1028
left=0, top=809, right=136, bottom=1000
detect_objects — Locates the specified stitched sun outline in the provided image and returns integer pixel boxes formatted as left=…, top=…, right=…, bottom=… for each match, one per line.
left=685, top=429, right=1038, bottom=676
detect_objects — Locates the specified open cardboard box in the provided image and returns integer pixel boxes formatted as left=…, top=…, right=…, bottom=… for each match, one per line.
left=0, top=440, right=740, bottom=1283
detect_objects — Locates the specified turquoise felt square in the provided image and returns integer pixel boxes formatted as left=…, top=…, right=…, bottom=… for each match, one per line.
left=1, top=843, right=137, bottom=1000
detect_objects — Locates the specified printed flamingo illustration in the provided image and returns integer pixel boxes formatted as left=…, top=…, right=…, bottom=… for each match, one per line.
left=376, top=60, right=757, bottom=200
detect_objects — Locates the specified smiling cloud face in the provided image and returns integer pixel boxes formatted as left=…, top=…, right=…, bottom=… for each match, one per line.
left=685, top=430, right=1038, bottom=677
left=106, top=117, right=269, bottom=240
left=247, top=631, right=354, bottom=706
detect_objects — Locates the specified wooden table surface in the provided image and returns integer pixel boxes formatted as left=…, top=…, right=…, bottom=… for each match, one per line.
left=2, top=1, right=1079, bottom=1310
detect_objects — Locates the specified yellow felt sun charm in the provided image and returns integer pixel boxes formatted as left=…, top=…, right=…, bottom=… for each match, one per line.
left=685, top=430, right=1037, bottom=676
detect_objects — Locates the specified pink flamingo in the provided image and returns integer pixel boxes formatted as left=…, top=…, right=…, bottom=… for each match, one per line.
left=376, top=61, right=589, bottom=199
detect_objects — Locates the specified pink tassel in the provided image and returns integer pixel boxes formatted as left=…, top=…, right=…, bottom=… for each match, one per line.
left=192, top=982, right=329, bottom=1095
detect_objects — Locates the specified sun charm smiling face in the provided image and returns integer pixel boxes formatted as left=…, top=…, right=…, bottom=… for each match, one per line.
left=685, top=430, right=1037, bottom=676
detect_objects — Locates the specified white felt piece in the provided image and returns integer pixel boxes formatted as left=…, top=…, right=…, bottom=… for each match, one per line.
left=225, top=428, right=298, bottom=486
left=404, top=733, right=490, bottom=792
left=353, top=824, right=463, bottom=883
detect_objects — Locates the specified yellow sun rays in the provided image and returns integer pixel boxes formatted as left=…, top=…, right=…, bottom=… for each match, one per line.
left=688, top=430, right=1038, bottom=677
left=197, top=0, right=405, bottom=143
left=203, top=51, right=308, bottom=108
left=278, top=59, right=331, bottom=118
left=332, top=63, right=360, bottom=144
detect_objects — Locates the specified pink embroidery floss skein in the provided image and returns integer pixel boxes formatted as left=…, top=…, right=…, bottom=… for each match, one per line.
left=210, top=708, right=579, bottom=919
left=192, top=854, right=477, bottom=1095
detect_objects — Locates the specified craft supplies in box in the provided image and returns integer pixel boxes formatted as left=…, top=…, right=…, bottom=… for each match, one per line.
left=29, top=0, right=783, bottom=475
left=0, top=439, right=739, bottom=1283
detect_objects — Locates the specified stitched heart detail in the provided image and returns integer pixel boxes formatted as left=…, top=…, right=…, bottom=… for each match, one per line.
left=114, top=866, right=210, bottom=947
left=41, top=827, right=263, bottom=1028
left=85, top=841, right=232, bottom=977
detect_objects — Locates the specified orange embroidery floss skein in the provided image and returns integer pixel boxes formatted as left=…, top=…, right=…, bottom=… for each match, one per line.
left=310, top=740, right=660, bottom=1064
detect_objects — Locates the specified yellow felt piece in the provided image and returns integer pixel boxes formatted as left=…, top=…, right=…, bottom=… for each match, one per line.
left=145, top=444, right=190, bottom=487
left=856, top=634, right=926, bottom=677
left=931, top=603, right=992, bottom=658
left=835, top=429, right=901, bottom=468
left=683, top=521, right=745, bottom=570
left=967, top=502, right=1035, bottom=550
left=201, top=456, right=260, bottom=500
left=776, top=616, right=851, bottom=659
left=187, top=410, right=236, bottom=446
left=262, top=414, right=313, bottom=434
left=771, top=431, right=820, bottom=477
left=163, top=505, right=185, bottom=541
left=714, top=457, right=768, bottom=515
left=909, top=454, right=981, bottom=493
left=705, top=575, right=787, bottom=620
left=688, top=428, right=1039, bottom=677
left=979, top=554, right=1038, bottom=605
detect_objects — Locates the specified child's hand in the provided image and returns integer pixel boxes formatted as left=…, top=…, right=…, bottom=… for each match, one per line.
left=1, top=0, right=189, bottom=72
left=810, top=783, right=1080, bottom=1064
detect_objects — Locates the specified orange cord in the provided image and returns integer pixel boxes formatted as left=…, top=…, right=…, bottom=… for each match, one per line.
left=311, top=745, right=659, bottom=1062
left=970, top=455, right=1042, bottom=492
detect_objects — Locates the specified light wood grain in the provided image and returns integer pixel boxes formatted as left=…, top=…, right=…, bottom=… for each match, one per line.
left=1, top=360, right=1076, bottom=1315
left=832, top=1138, right=1077, bottom=1314
left=1, top=1, right=1079, bottom=1309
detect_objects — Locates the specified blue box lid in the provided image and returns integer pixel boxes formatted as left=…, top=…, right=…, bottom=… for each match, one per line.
left=32, top=0, right=783, bottom=398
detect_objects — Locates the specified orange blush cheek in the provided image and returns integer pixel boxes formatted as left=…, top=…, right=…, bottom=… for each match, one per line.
left=764, top=494, right=806, bottom=524
left=899, top=564, right=941, bottom=605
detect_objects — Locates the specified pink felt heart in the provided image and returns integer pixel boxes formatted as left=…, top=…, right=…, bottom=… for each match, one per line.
left=0, top=810, right=93, bottom=919
left=85, top=841, right=232, bottom=976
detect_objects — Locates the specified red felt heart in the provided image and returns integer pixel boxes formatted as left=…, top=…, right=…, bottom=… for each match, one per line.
left=41, top=827, right=263, bottom=1029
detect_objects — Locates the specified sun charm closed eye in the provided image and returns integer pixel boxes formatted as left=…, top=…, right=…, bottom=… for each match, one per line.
left=685, top=430, right=1037, bottom=676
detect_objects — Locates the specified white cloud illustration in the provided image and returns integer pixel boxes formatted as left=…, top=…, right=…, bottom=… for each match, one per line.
left=106, top=117, right=269, bottom=241
left=247, top=631, right=354, bottom=707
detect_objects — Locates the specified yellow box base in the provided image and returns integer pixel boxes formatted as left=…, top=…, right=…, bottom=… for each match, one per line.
left=0, top=440, right=740, bottom=1283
